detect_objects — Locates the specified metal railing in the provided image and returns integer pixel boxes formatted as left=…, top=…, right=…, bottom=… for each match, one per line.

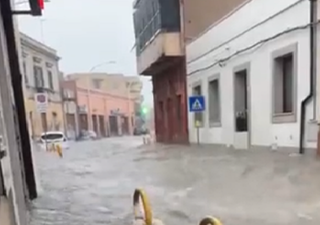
left=134, top=10, right=161, bottom=54
left=132, top=188, right=223, bottom=225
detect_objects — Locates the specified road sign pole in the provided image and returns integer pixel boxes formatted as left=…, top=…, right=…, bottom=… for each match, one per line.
left=195, top=120, right=200, bottom=145
left=188, top=95, right=205, bottom=145
left=197, top=126, right=199, bottom=145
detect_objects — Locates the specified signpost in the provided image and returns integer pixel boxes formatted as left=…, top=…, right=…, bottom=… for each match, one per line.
left=35, top=93, right=48, bottom=150
left=35, top=93, right=48, bottom=113
left=188, top=95, right=205, bottom=145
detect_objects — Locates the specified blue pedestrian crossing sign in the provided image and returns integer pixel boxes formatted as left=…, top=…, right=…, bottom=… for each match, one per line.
left=188, top=95, right=205, bottom=112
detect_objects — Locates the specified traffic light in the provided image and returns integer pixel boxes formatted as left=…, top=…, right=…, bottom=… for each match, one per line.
left=38, top=0, right=44, bottom=9
left=141, top=106, right=148, bottom=115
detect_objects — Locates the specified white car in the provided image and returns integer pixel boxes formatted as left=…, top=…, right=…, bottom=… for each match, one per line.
left=40, top=131, right=69, bottom=150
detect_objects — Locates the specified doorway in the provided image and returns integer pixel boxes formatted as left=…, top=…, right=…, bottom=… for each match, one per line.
left=92, top=115, right=98, bottom=134
left=121, top=116, right=129, bottom=135
left=79, top=114, right=88, bottom=131
left=166, top=98, right=173, bottom=141
left=233, top=63, right=251, bottom=149
left=109, top=115, right=119, bottom=136
left=40, top=112, right=47, bottom=133
left=98, top=115, right=106, bottom=137
left=157, top=101, right=164, bottom=142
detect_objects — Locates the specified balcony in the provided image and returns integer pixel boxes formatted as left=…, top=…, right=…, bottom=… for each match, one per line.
left=133, top=0, right=183, bottom=75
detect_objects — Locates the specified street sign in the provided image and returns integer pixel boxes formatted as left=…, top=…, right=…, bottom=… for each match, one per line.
left=35, top=93, right=48, bottom=113
left=188, top=96, right=205, bottom=112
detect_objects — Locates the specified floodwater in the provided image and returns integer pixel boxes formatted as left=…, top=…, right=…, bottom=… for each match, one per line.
left=30, top=137, right=320, bottom=225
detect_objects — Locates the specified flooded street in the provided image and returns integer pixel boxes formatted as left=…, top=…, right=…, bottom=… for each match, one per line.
left=30, top=137, right=320, bottom=225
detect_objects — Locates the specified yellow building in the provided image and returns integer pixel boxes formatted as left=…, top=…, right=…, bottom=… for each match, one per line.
left=20, top=32, right=65, bottom=138
left=65, top=73, right=143, bottom=101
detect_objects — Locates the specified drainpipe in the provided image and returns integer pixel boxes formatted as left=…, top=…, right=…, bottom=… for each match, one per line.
left=299, top=0, right=317, bottom=154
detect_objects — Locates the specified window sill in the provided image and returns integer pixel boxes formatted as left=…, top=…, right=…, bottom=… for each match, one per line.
left=209, top=121, right=221, bottom=128
left=272, top=112, right=296, bottom=124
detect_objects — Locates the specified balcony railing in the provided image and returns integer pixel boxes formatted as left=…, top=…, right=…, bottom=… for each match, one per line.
left=134, top=3, right=161, bottom=55
left=133, top=0, right=181, bottom=56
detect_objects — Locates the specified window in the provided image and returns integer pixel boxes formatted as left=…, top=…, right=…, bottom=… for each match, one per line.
left=23, top=61, right=28, bottom=85
left=192, top=84, right=203, bottom=126
left=92, top=79, right=102, bottom=89
left=47, top=70, right=54, bottom=89
left=208, top=77, right=221, bottom=126
left=33, top=65, right=44, bottom=88
left=274, top=54, right=293, bottom=113
left=272, top=43, right=297, bottom=123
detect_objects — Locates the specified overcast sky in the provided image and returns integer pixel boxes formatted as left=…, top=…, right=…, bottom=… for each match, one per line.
left=16, top=0, right=153, bottom=106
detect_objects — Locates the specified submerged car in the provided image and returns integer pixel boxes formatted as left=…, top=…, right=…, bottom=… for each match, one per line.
left=78, top=130, right=98, bottom=140
left=133, top=127, right=149, bottom=136
left=40, top=131, right=69, bottom=150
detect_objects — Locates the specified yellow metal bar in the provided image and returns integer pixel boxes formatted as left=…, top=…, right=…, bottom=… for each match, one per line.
left=133, top=188, right=153, bottom=225
left=199, top=216, right=223, bottom=225
left=55, top=144, right=63, bottom=158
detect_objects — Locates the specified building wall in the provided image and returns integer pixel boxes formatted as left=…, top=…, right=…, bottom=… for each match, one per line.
left=65, top=73, right=142, bottom=136
left=153, top=59, right=189, bottom=143
left=183, top=0, right=249, bottom=43
left=66, top=73, right=142, bottom=101
left=187, top=0, right=314, bottom=149
left=316, top=2, right=320, bottom=123
left=0, top=5, right=28, bottom=225
left=77, top=87, right=135, bottom=135
left=60, top=80, right=79, bottom=138
left=24, top=99, right=64, bottom=137
left=20, top=33, right=64, bottom=137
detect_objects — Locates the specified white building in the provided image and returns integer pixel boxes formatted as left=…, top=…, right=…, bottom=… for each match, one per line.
left=187, top=0, right=317, bottom=152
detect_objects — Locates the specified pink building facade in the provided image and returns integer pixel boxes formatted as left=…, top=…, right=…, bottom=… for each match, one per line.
left=61, top=79, right=136, bottom=138
left=77, top=87, right=135, bottom=136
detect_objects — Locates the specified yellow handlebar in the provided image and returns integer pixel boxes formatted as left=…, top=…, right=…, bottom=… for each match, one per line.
left=199, top=216, right=223, bottom=225
left=133, top=188, right=153, bottom=225
left=132, top=189, right=223, bottom=225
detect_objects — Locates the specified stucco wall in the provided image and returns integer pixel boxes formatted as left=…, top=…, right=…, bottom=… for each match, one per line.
left=24, top=99, right=64, bottom=137
left=186, top=0, right=315, bottom=149
left=77, top=88, right=135, bottom=133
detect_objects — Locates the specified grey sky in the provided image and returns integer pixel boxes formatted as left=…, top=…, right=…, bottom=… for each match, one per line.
left=16, top=0, right=153, bottom=106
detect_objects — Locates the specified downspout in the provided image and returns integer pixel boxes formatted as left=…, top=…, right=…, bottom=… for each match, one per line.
left=299, top=0, right=317, bottom=154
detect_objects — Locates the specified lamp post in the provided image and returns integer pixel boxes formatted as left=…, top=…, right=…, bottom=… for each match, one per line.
left=87, top=61, right=116, bottom=132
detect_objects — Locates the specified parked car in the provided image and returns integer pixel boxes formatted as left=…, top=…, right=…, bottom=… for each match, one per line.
left=40, top=131, right=69, bottom=150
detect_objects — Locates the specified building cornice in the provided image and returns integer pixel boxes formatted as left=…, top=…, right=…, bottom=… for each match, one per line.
left=20, top=32, right=60, bottom=61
